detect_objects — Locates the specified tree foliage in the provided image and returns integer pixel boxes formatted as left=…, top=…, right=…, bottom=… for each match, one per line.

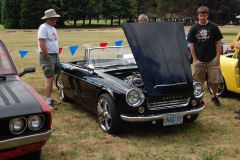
left=1, top=0, right=22, bottom=28
left=19, top=0, right=50, bottom=29
left=0, top=0, right=240, bottom=28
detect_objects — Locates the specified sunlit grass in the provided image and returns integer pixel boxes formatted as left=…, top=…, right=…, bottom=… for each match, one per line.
left=0, top=25, right=239, bottom=160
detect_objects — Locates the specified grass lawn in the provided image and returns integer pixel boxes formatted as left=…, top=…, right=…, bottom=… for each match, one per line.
left=0, top=25, right=240, bottom=160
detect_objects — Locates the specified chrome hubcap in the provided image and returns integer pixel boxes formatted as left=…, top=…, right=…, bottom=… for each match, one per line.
left=209, top=82, right=224, bottom=96
left=97, top=98, right=111, bottom=131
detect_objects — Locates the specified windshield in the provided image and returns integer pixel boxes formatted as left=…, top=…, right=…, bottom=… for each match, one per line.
left=0, top=42, right=16, bottom=75
left=88, top=46, right=136, bottom=68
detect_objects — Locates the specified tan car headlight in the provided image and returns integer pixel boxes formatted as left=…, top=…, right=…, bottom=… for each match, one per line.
left=28, top=115, right=45, bottom=131
left=9, top=117, right=27, bottom=134
left=126, top=89, right=145, bottom=107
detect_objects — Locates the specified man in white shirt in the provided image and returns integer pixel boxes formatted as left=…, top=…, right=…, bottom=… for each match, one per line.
left=38, top=9, right=60, bottom=109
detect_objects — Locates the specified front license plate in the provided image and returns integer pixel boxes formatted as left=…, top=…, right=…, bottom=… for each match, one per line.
left=163, top=114, right=183, bottom=126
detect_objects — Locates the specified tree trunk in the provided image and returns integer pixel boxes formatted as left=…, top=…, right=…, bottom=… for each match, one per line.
left=89, top=17, right=92, bottom=25
left=74, top=20, right=77, bottom=27
left=111, top=18, right=113, bottom=26
left=118, top=17, right=121, bottom=25
left=83, top=18, right=85, bottom=26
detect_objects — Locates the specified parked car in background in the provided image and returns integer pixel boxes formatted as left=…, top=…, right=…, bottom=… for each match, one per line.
left=56, top=23, right=205, bottom=134
left=208, top=32, right=240, bottom=96
left=0, top=40, right=52, bottom=160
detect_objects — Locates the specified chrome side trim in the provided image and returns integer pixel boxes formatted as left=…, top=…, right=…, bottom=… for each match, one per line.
left=0, top=130, right=52, bottom=150
left=120, top=105, right=205, bottom=122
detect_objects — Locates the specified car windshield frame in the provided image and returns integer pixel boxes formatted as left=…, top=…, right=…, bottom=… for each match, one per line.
left=85, top=46, right=136, bottom=68
left=0, top=40, right=18, bottom=75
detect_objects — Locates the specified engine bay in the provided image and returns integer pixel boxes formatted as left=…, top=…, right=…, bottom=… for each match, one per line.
left=106, top=69, right=145, bottom=89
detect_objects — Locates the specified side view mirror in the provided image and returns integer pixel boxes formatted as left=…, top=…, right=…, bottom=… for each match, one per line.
left=19, top=67, right=36, bottom=77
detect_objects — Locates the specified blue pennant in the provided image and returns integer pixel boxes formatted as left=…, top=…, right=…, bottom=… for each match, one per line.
left=18, top=50, right=29, bottom=58
left=69, top=45, right=79, bottom=56
left=115, top=40, right=123, bottom=46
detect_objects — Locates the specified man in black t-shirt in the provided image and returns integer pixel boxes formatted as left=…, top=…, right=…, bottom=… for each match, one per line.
left=187, top=6, right=223, bottom=106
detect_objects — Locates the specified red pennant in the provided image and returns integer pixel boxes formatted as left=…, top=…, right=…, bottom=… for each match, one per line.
left=100, top=42, right=108, bottom=47
left=230, top=45, right=235, bottom=50
left=59, top=47, right=63, bottom=55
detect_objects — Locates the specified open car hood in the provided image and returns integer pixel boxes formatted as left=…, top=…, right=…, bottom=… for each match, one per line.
left=123, top=23, right=193, bottom=97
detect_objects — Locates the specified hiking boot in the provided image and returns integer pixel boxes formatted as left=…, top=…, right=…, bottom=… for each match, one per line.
left=234, top=109, right=240, bottom=114
left=49, top=100, right=61, bottom=110
left=211, top=96, right=221, bottom=106
left=51, top=99, right=61, bottom=105
left=235, top=113, right=240, bottom=120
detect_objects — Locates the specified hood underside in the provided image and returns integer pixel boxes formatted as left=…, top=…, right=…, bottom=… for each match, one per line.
left=122, top=22, right=193, bottom=97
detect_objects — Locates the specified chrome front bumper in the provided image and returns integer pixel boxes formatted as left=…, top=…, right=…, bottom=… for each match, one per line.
left=0, top=130, right=52, bottom=151
left=120, top=105, right=205, bottom=122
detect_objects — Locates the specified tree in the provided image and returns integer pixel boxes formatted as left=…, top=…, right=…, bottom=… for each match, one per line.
left=119, top=0, right=138, bottom=24
left=181, top=0, right=240, bottom=25
left=136, top=0, right=156, bottom=16
left=156, top=0, right=186, bottom=18
left=59, top=0, right=88, bottom=27
left=102, top=0, right=121, bottom=26
left=86, top=0, right=102, bottom=25
left=19, top=0, right=50, bottom=29
left=1, top=0, right=22, bottom=28
left=49, top=0, right=65, bottom=27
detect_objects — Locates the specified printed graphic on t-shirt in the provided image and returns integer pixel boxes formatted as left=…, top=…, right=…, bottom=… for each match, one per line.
left=53, top=32, right=58, bottom=41
left=197, top=29, right=210, bottom=41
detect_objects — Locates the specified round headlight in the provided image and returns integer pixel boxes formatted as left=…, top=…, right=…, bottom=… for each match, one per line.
left=28, top=115, right=45, bottom=131
left=9, top=117, right=27, bottom=134
left=126, top=89, right=145, bottom=107
left=193, top=81, right=203, bottom=99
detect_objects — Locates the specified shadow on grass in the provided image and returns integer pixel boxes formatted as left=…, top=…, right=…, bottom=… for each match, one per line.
left=119, top=120, right=204, bottom=137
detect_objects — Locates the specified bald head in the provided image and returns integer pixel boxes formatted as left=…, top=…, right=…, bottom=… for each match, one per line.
left=138, top=14, right=149, bottom=23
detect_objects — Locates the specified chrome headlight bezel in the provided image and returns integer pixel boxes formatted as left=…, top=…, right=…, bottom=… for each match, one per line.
left=126, top=89, right=145, bottom=107
left=28, top=115, right=45, bottom=131
left=9, top=117, right=27, bottom=134
left=193, top=80, right=203, bottom=99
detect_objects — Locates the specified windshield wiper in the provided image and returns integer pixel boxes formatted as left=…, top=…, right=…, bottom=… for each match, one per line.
left=0, top=76, right=6, bottom=81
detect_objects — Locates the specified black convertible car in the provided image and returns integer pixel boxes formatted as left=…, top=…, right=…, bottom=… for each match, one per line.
left=56, top=23, right=205, bottom=134
left=0, top=40, right=52, bottom=159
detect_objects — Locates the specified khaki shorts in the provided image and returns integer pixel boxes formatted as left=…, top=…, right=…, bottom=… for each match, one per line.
left=40, top=54, right=61, bottom=78
left=193, top=56, right=223, bottom=84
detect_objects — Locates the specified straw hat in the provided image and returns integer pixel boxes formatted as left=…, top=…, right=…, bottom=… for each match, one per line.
left=41, top=9, right=60, bottom=20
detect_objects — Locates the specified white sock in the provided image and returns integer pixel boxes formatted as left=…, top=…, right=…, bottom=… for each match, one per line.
left=46, top=97, right=52, bottom=104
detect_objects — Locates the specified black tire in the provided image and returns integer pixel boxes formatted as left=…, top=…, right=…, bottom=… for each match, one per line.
left=207, top=78, right=227, bottom=97
left=56, top=73, right=69, bottom=102
left=184, top=114, right=199, bottom=123
left=15, top=150, right=41, bottom=160
left=97, top=94, right=122, bottom=134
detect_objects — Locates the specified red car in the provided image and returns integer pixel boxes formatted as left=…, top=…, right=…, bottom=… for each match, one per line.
left=0, top=40, right=52, bottom=160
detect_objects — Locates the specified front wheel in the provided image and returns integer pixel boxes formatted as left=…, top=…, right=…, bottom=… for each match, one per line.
left=97, top=94, right=121, bottom=134
left=18, top=150, right=41, bottom=160
left=207, top=78, right=227, bottom=97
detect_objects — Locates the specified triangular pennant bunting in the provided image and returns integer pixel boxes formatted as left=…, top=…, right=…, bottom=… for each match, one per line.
left=115, top=40, right=123, bottom=46
left=18, top=50, right=29, bottom=58
left=69, top=45, right=79, bottom=56
left=59, top=47, right=63, bottom=55
left=99, top=42, right=108, bottom=47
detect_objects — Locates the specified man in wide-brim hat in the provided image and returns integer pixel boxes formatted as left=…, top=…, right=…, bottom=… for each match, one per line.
left=38, top=9, right=61, bottom=109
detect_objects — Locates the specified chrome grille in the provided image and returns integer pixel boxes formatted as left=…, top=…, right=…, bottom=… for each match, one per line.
left=148, top=98, right=190, bottom=110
